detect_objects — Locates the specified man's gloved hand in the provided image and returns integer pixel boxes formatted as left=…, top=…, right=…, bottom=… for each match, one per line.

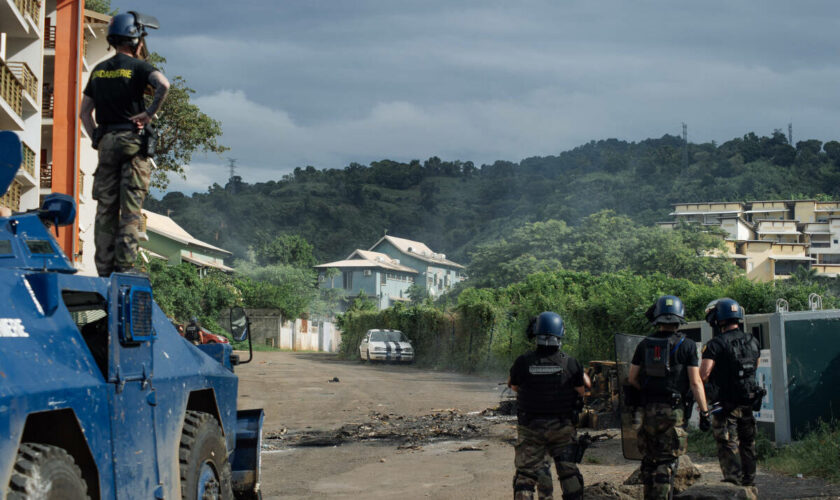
left=699, top=410, right=711, bottom=432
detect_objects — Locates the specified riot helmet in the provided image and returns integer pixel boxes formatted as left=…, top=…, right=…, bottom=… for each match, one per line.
left=107, top=11, right=159, bottom=48
left=533, top=311, right=564, bottom=347
left=645, top=295, right=686, bottom=325
left=704, top=298, right=743, bottom=328
left=190, top=316, right=198, bottom=325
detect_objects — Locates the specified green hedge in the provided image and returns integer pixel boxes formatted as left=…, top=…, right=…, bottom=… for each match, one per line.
left=338, top=269, right=839, bottom=370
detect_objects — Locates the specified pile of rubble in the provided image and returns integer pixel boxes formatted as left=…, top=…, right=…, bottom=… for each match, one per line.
left=265, top=409, right=489, bottom=449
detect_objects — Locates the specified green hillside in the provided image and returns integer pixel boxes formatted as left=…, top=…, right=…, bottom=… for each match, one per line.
left=145, top=131, right=840, bottom=266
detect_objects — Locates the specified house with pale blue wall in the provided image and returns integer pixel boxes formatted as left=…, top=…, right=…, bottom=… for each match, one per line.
left=315, top=236, right=465, bottom=310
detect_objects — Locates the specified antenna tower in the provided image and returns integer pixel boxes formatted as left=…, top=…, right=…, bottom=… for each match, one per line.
left=228, top=158, right=237, bottom=180
left=681, top=122, right=688, bottom=169
left=788, top=122, right=793, bottom=145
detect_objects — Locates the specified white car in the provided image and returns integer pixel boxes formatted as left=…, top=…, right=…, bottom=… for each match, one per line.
left=359, top=329, right=414, bottom=363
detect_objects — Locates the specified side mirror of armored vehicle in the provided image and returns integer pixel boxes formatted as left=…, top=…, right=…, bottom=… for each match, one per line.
left=230, top=306, right=249, bottom=341
left=39, top=193, right=77, bottom=236
left=0, top=131, right=23, bottom=198
left=230, top=306, right=254, bottom=364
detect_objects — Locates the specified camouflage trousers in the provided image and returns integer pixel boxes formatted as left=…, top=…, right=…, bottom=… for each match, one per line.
left=514, top=418, right=583, bottom=500
left=637, top=404, right=687, bottom=500
left=712, top=405, right=756, bottom=485
left=92, top=130, right=151, bottom=277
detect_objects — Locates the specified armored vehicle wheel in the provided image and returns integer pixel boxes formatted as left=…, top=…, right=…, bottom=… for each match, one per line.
left=180, top=411, right=233, bottom=500
left=6, top=442, right=89, bottom=500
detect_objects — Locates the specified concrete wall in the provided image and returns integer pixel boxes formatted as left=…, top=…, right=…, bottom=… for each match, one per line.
left=221, top=308, right=341, bottom=352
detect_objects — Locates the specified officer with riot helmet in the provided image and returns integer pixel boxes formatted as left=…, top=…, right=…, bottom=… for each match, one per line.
left=628, top=296, right=709, bottom=500
left=79, top=11, right=169, bottom=277
left=700, top=298, right=762, bottom=487
left=185, top=317, right=201, bottom=345
left=508, top=312, right=586, bottom=500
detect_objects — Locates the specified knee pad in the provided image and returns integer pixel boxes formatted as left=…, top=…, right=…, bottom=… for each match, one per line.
left=514, top=471, right=537, bottom=491
left=558, top=471, right=583, bottom=498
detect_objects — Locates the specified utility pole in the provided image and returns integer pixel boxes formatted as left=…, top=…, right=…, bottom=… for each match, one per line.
left=681, top=122, right=688, bottom=169
left=788, top=122, right=793, bottom=146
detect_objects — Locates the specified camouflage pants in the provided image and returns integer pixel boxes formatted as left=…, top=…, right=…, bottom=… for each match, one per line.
left=637, top=404, right=686, bottom=500
left=92, top=131, right=150, bottom=277
left=712, top=405, right=756, bottom=485
left=514, top=418, right=582, bottom=500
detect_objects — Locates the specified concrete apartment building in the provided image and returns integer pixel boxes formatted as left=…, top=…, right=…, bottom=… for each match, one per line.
left=660, top=199, right=840, bottom=281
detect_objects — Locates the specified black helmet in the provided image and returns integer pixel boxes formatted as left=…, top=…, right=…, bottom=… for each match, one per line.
left=190, top=316, right=198, bottom=324
left=704, top=298, right=743, bottom=327
left=107, top=11, right=159, bottom=47
left=646, top=295, right=686, bottom=325
left=534, top=312, right=565, bottom=338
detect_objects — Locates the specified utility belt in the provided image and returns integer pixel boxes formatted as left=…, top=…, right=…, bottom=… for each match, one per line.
left=717, top=387, right=767, bottom=413
left=517, top=411, right=576, bottom=427
left=102, top=123, right=138, bottom=133
left=642, top=392, right=683, bottom=409
left=93, top=123, right=157, bottom=157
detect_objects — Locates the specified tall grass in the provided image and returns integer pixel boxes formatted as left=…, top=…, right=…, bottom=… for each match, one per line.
left=687, top=421, right=840, bottom=483
left=763, top=421, right=840, bottom=483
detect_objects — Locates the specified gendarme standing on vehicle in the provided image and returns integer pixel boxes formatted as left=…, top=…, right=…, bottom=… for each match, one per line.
left=79, top=11, right=169, bottom=277
left=628, top=295, right=709, bottom=500
left=700, top=298, right=763, bottom=487
left=508, top=311, right=585, bottom=500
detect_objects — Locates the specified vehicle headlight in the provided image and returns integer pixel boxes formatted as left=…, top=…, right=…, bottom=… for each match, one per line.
left=374, top=347, right=386, bottom=352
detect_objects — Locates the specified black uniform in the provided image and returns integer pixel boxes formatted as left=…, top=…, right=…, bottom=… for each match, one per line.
left=631, top=331, right=699, bottom=500
left=84, top=53, right=157, bottom=127
left=702, top=328, right=761, bottom=485
left=83, top=53, right=158, bottom=276
left=509, top=347, right=585, bottom=500
left=185, top=324, right=200, bottom=345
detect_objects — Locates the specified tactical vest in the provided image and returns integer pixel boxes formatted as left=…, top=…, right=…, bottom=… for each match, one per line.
left=640, top=333, right=688, bottom=404
left=185, top=325, right=200, bottom=342
left=716, top=329, right=760, bottom=405
left=517, top=351, right=580, bottom=415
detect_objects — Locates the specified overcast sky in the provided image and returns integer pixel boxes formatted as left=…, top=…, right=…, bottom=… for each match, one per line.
left=113, top=0, right=840, bottom=193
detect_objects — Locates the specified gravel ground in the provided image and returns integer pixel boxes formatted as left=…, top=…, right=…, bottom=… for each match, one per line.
left=236, top=351, right=840, bottom=499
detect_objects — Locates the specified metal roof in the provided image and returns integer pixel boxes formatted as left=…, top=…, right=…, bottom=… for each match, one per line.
left=142, top=210, right=232, bottom=256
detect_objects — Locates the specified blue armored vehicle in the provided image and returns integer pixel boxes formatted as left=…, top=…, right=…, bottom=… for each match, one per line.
left=0, top=131, right=264, bottom=499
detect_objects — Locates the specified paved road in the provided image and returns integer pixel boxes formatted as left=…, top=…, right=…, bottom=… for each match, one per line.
left=236, top=351, right=840, bottom=499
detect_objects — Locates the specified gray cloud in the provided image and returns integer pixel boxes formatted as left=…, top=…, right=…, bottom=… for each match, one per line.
left=117, top=0, right=840, bottom=193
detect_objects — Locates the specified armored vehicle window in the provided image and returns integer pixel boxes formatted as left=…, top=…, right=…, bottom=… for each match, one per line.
left=0, top=239, right=11, bottom=255
left=62, top=290, right=109, bottom=378
left=25, top=239, right=55, bottom=255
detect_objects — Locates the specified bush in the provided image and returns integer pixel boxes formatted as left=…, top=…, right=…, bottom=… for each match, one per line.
left=763, top=421, right=840, bottom=482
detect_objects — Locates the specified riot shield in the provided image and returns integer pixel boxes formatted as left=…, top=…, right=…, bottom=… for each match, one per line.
left=615, top=333, right=646, bottom=460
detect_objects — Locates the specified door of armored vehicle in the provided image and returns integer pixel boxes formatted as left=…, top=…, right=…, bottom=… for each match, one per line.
left=106, top=273, right=163, bottom=495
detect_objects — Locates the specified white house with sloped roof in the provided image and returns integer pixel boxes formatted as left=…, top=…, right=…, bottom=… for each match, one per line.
left=315, top=236, right=465, bottom=310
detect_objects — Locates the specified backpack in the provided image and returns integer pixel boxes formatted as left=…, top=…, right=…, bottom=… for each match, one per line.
left=643, top=334, right=684, bottom=378
left=724, top=331, right=760, bottom=404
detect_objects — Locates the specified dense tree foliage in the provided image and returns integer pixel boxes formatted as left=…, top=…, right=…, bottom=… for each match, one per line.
left=339, top=268, right=838, bottom=367
left=147, top=132, right=840, bottom=266
left=145, top=54, right=228, bottom=189
left=467, top=212, right=736, bottom=287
